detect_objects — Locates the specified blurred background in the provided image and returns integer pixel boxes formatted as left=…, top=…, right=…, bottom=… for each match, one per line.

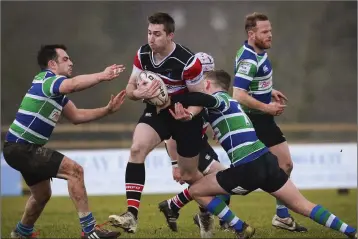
left=1, top=1, right=357, bottom=149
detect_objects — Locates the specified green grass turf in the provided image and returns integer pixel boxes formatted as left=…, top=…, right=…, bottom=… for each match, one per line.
left=2, top=189, right=356, bottom=238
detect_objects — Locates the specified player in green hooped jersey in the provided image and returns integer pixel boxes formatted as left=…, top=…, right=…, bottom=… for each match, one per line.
left=3, top=44, right=129, bottom=239
left=167, top=70, right=357, bottom=239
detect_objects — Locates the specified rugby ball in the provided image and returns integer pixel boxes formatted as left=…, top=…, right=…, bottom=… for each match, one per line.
left=137, top=70, right=169, bottom=106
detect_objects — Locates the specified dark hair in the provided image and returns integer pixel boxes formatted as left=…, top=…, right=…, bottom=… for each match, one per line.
left=206, top=70, right=232, bottom=91
left=245, top=12, right=269, bottom=34
left=148, top=12, right=175, bottom=34
left=37, top=44, right=67, bottom=70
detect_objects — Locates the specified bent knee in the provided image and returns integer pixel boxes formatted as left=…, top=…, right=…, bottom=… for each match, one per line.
left=71, top=163, right=84, bottom=180
left=130, top=143, right=150, bottom=163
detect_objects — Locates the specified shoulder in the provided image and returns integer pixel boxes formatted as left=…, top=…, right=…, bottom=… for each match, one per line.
left=173, top=43, right=196, bottom=64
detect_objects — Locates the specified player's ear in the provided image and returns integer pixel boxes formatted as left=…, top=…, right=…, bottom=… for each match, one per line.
left=168, top=32, right=174, bottom=40
left=205, top=79, right=211, bottom=90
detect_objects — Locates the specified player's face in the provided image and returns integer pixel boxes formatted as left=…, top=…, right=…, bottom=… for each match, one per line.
left=148, top=24, right=173, bottom=53
left=52, top=49, right=73, bottom=77
left=252, top=20, right=272, bottom=50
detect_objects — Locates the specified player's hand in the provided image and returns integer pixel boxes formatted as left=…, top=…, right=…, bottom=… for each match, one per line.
left=169, top=103, right=193, bottom=121
left=100, top=64, right=126, bottom=81
left=172, top=167, right=185, bottom=185
left=272, top=89, right=288, bottom=104
left=133, top=79, right=161, bottom=99
left=106, top=90, right=126, bottom=114
left=264, top=102, right=286, bottom=116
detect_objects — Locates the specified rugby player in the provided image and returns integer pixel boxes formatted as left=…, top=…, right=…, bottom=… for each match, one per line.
left=168, top=70, right=357, bottom=239
left=108, top=12, right=206, bottom=233
left=233, top=12, right=306, bottom=231
left=3, top=44, right=125, bottom=239
left=158, top=52, right=231, bottom=236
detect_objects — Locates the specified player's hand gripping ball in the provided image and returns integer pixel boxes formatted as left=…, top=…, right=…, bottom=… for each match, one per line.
left=137, top=70, right=169, bottom=106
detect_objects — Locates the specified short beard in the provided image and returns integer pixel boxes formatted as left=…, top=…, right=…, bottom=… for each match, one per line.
left=255, top=39, right=269, bottom=50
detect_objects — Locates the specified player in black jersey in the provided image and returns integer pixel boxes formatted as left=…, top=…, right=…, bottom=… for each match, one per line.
left=158, top=53, right=231, bottom=237
left=108, top=12, right=206, bottom=233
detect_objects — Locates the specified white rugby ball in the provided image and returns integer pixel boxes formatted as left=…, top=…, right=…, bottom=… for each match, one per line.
left=137, top=70, right=169, bottom=106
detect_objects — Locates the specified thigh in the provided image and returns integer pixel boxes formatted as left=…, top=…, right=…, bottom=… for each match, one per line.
left=171, top=114, right=204, bottom=158
left=3, top=142, right=64, bottom=186
left=198, top=140, right=219, bottom=174
left=260, top=152, right=289, bottom=193
left=164, top=137, right=178, bottom=161
left=138, top=105, right=171, bottom=141
left=247, top=114, right=286, bottom=148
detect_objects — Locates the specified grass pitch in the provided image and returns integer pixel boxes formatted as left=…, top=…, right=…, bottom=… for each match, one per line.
left=2, top=189, right=356, bottom=238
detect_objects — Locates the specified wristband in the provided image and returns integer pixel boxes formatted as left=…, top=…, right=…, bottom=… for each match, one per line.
left=189, top=112, right=194, bottom=120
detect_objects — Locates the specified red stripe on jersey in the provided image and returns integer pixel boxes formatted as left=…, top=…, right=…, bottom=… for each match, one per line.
left=183, top=58, right=202, bottom=82
left=127, top=199, right=140, bottom=209
left=133, top=52, right=143, bottom=70
left=126, top=183, right=144, bottom=192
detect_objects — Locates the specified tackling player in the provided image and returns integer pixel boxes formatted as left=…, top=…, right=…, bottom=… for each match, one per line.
left=168, top=70, right=357, bottom=239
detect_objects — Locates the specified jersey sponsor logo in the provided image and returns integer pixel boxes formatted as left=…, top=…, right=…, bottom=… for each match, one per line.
left=49, top=109, right=61, bottom=122
left=263, top=65, right=269, bottom=73
left=258, top=78, right=272, bottom=90
left=237, top=61, right=252, bottom=75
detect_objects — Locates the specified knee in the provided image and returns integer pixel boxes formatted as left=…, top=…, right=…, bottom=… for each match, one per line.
left=71, top=163, right=84, bottom=180
left=130, top=143, right=148, bottom=163
left=188, top=186, right=200, bottom=199
left=181, top=170, right=202, bottom=185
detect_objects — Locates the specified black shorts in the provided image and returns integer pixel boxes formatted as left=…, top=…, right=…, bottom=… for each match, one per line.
left=3, top=142, right=64, bottom=187
left=246, top=113, right=286, bottom=147
left=216, top=152, right=288, bottom=195
left=165, top=136, right=220, bottom=175
left=197, top=138, right=220, bottom=174
left=139, top=104, right=204, bottom=158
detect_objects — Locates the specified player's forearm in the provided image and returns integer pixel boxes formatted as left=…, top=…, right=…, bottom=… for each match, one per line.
left=61, top=73, right=104, bottom=94
left=71, top=107, right=110, bottom=124
left=126, top=83, right=141, bottom=101
left=172, top=92, right=217, bottom=108
left=233, top=89, right=267, bottom=112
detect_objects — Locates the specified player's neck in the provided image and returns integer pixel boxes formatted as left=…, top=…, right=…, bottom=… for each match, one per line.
left=247, top=39, right=265, bottom=54
left=153, top=42, right=175, bottom=62
left=209, top=87, right=226, bottom=95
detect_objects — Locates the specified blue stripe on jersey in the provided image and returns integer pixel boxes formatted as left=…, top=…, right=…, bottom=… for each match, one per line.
left=52, top=77, right=66, bottom=95
left=233, top=76, right=250, bottom=90
left=14, top=113, right=54, bottom=138
left=6, top=132, right=30, bottom=144
left=29, top=84, right=47, bottom=97
left=232, top=147, right=269, bottom=167
left=220, top=131, right=259, bottom=152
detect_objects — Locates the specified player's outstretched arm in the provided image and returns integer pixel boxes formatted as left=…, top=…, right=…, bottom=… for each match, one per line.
left=59, top=64, right=125, bottom=94
left=62, top=90, right=126, bottom=124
